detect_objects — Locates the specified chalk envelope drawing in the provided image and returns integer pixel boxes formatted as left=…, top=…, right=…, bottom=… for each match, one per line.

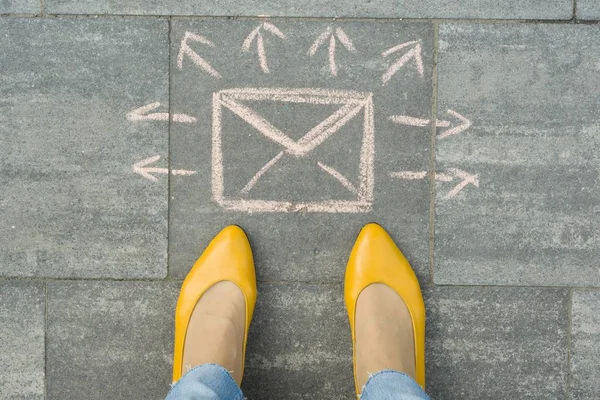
left=212, top=88, right=375, bottom=213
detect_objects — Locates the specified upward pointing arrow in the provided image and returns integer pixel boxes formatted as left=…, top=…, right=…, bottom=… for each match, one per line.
left=308, top=27, right=356, bottom=77
left=242, top=22, right=287, bottom=73
left=381, top=40, right=424, bottom=84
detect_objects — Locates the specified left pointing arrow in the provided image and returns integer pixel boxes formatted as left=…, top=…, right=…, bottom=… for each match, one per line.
left=133, top=156, right=197, bottom=182
left=126, top=102, right=197, bottom=123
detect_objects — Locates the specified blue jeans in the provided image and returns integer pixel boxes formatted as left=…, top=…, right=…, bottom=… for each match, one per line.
left=166, top=364, right=430, bottom=399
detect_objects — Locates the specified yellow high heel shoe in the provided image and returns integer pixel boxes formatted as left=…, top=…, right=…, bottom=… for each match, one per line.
left=344, top=223, right=426, bottom=394
left=172, top=225, right=257, bottom=382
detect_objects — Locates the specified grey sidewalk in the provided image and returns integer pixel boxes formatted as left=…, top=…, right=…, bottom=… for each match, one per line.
left=1, top=2, right=600, bottom=399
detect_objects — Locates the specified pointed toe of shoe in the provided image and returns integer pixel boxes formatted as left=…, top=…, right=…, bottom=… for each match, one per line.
left=345, top=223, right=426, bottom=391
left=172, top=225, right=257, bottom=382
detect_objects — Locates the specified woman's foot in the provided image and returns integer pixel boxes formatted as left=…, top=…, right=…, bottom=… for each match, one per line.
left=182, top=281, right=246, bottom=385
left=355, top=283, right=416, bottom=389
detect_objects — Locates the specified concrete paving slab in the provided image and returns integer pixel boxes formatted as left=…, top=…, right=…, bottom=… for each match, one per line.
left=243, top=283, right=353, bottom=399
left=425, top=286, right=569, bottom=399
left=0, top=281, right=45, bottom=400
left=45, top=0, right=573, bottom=19
left=169, top=19, right=433, bottom=283
left=46, top=281, right=178, bottom=400
left=570, top=289, right=600, bottom=399
left=0, top=18, right=169, bottom=279
left=577, top=0, right=600, bottom=20
left=435, top=23, right=600, bottom=286
left=0, top=0, right=40, bottom=14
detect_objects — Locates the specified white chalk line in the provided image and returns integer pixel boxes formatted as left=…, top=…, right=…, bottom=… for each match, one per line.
left=335, top=27, right=355, bottom=52
left=126, top=102, right=197, bottom=123
left=317, top=162, right=358, bottom=195
left=178, top=31, right=222, bottom=79
left=445, top=168, right=479, bottom=198
left=381, top=41, right=424, bottom=84
left=358, top=96, right=375, bottom=202
left=220, top=199, right=372, bottom=213
left=241, top=151, right=284, bottom=194
left=212, top=92, right=225, bottom=203
left=389, top=115, right=450, bottom=128
left=242, top=22, right=286, bottom=74
left=329, top=35, right=338, bottom=77
left=308, top=26, right=333, bottom=56
left=219, top=87, right=371, bottom=100
left=133, top=156, right=196, bottom=182
left=438, top=109, right=472, bottom=139
left=382, top=40, right=420, bottom=57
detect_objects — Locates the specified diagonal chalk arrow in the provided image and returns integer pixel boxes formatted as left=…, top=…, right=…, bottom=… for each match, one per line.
left=390, top=168, right=479, bottom=198
left=133, top=156, right=197, bottom=182
left=242, top=22, right=286, bottom=73
left=381, top=40, right=424, bottom=84
left=308, top=27, right=356, bottom=77
left=126, top=102, right=197, bottom=123
left=177, top=32, right=222, bottom=79
left=388, top=109, right=471, bottom=140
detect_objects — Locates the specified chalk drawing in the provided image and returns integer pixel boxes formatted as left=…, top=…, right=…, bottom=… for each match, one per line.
left=243, top=22, right=286, bottom=73
left=133, top=156, right=197, bottom=182
left=381, top=40, right=424, bottom=84
left=390, top=169, right=479, bottom=198
left=308, top=27, right=356, bottom=77
left=212, top=88, right=374, bottom=213
left=177, top=32, right=222, bottom=79
left=389, top=109, right=471, bottom=139
left=437, top=110, right=472, bottom=139
left=126, top=102, right=197, bottom=123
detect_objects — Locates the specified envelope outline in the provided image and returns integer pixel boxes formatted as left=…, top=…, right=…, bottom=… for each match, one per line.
left=212, top=87, right=375, bottom=213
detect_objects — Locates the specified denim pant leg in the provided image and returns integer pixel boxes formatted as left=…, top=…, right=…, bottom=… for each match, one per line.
left=165, top=364, right=245, bottom=400
left=360, top=370, right=430, bottom=400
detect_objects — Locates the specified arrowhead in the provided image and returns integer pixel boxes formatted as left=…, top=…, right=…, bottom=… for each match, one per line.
left=438, top=110, right=471, bottom=139
left=126, top=102, right=162, bottom=121
left=381, top=41, right=424, bottom=84
left=445, top=168, right=479, bottom=198
left=133, top=156, right=161, bottom=182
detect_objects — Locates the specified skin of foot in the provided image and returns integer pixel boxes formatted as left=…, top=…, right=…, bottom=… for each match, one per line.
left=355, top=283, right=416, bottom=390
left=182, top=281, right=246, bottom=385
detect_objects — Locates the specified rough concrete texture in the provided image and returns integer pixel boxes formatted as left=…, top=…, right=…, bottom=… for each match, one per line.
left=46, top=281, right=178, bottom=400
left=435, top=23, right=600, bottom=286
left=425, top=286, right=569, bottom=399
left=0, top=281, right=45, bottom=400
left=169, top=19, right=433, bottom=283
left=0, top=0, right=40, bottom=13
left=577, top=0, right=600, bottom=20
left=570, top=290, right=600, bottom=399
left=242, top=283, right=354, bottom=399
left=45, top=0, right=573, bottom=19
left=0, top=18, right=169, bottom=279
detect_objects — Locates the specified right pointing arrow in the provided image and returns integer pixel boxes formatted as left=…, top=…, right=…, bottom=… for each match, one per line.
left=388, top=109, right=471, bottom=140
left=390, top=168, right=479, bottom=198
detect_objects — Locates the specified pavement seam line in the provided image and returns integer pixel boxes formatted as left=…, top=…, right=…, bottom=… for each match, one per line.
left=166, top=17, right=173, bottom=280
left=43, top=282, right=48, bottom=400
left=427, top=22, right=440, bottom=286
left=565, top=287, right=574, bottom=400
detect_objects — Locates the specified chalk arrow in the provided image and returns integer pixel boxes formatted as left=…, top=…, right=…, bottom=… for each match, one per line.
left=177, top=32, right=222, bottom=79
left=445, top=168, right=479, bottom=198
left=242, top=22, right=286, bottom=73
left=308, top=27, right=356, bottom=77
left=381, top=40, right=424, bottom=84
left=126, top=102, right=197, bottom=123
left=388, top=109, right=471, bottom=140
left=133, top=156, right=197, bottom=182
left=437, top=109, right=471, bottom=139
left=390, top=168, right=479, bottom=198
